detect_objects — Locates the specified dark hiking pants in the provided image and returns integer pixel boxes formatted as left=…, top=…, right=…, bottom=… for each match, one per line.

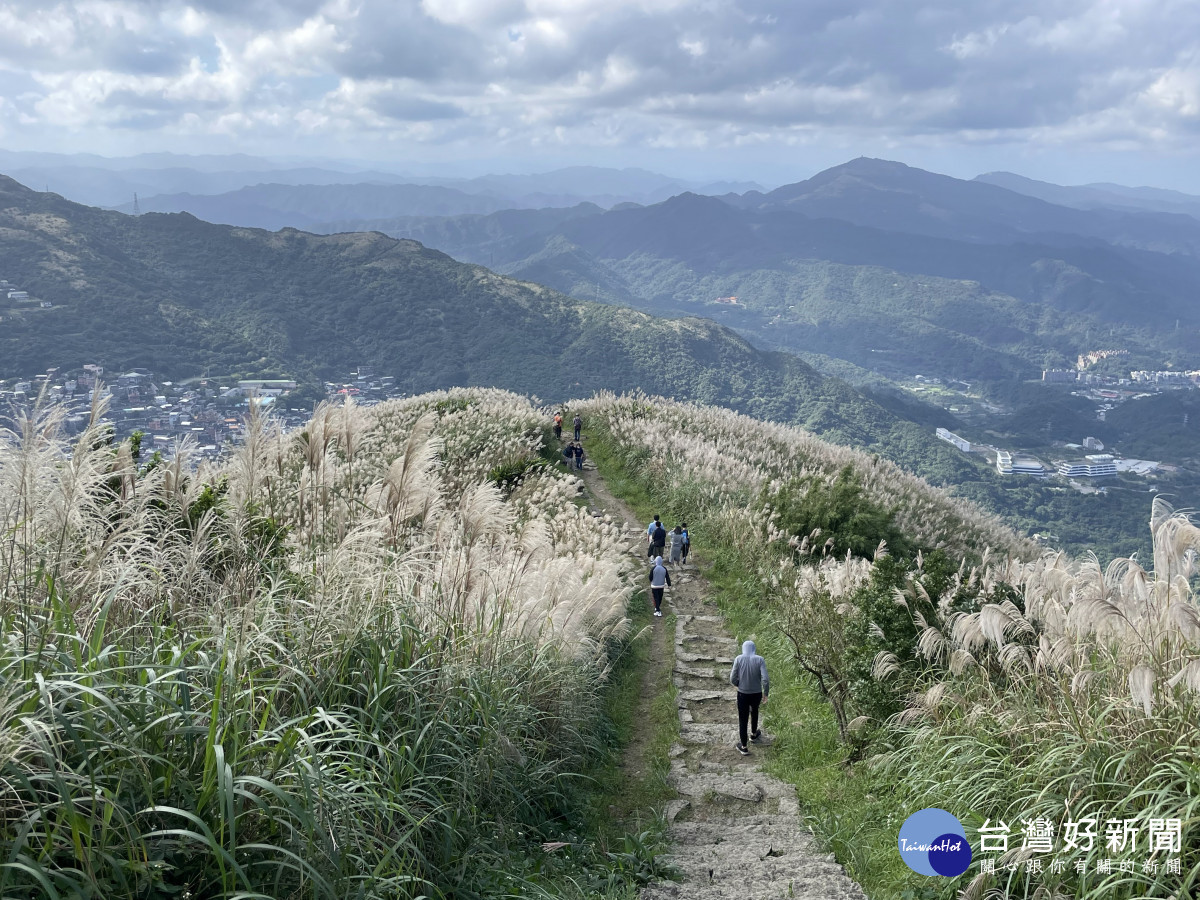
left=737, top=691, right=762, bottom=747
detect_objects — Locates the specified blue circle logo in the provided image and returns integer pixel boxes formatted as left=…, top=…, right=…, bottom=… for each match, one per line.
left=898, top=808, right=972, bottom=877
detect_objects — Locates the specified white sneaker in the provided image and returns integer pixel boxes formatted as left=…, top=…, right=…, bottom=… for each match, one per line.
left=654, top=610, right=662, bottom=617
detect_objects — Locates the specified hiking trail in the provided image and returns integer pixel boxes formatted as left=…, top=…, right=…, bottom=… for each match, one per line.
left=577, top=462, right=868, bottom=900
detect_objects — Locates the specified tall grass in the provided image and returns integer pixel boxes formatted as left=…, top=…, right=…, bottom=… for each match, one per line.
left=580, top=392, right=1200, bottom=899
left=882, top=496, right=1200, bottom=899
left=0, top=388, right=660, bottom=899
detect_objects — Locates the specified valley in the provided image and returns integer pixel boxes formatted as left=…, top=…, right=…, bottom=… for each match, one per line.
left=8, top=154, right=1200, bottom=562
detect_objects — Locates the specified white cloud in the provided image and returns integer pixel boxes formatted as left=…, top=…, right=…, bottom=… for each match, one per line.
left=1143, top=66, right=1200, bottom=119
left=0, top=0, right=1199, bottom=169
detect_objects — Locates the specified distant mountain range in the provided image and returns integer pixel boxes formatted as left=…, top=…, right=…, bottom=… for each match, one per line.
left=10, top=150, right=1200, bottom=401
left=0, top=149, right=762, bottom=212
left=975, top=171, right=1200, bottom=221
left=323, top=158, right=1200, bottom=385
left=0, top=173, right=966, bottom=480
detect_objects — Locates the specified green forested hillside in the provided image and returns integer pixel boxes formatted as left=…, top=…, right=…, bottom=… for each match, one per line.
left=0, top=174, right=977, bottom=482
left=0, top=174, right=1179, bottom=558
left=340, top=167, right=1200, bottom=385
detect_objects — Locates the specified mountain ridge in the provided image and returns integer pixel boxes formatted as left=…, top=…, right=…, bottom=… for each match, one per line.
left=329, top=159, right=1200, bottom=384
left=0, top=172, right=975, bottom=481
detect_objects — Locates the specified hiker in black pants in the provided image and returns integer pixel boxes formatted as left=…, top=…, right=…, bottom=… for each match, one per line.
left=648, top=520, right=667, bottom=560
left=648, top=555, right=671, bottom=617
left=573, top=414, right=582, bottom=441
left=729, top=640, right=769, bottom=755
left=646, top=515, right=661, bottom=552
left=680, top=522, right=690, bottom=563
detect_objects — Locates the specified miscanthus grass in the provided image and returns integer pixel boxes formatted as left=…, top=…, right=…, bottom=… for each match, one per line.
left=574, top=391, right=1031, bottom=565
left=879, top=497, right=1200, bottom=899
left=0, top=389, right=643, bottom=899
left=581, top=392, right=1200, bottom=899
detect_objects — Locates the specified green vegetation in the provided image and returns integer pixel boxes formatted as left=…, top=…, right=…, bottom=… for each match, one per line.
left=597, top=598, right=680, bottom=826
left=582, top=394, right=1200, bottom=899
left=1, top=172, right=1186, bottom=579
left=0, top=389, right=675, bottom=899
left=583, top=415, right=944, bottom=897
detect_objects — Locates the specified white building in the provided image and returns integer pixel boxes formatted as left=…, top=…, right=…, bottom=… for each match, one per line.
left=1083, top=436, right=1104, bottom=451
left=1012, top=457, right=1048, bottom=477
left=996, top=450, right=1047, bottom=476
left=1057, top=454, right=1117, bottom=478
left=935, top=427, right=971, bottom=452
left=996, top=450, right=1013, bottom=475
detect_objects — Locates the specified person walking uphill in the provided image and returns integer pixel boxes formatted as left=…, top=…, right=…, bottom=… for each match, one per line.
left=729, top=640, right=769, bottom=755
left=573, top=414, right=583, bottom=441
left=648, top=555, right=671, bottom=617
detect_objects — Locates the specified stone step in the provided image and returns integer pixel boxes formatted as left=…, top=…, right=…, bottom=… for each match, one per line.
left=670, top=770, right=795, bottom=801
left=674, top=661, right=718, bottom=678
left=677, top=689, right=734, bottom=704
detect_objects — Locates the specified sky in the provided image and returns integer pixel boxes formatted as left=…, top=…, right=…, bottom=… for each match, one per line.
left=1, top=0, right=1200, bottom=189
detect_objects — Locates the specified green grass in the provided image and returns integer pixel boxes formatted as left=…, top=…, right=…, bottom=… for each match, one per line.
left=704, top=548, right=936, bottom=897
left=587, top=428, right=938, bottom=899
left=589, top=595, right=678, bottom=826
left=552, top=600, right=680, bottom=900
left=578, top=439, right=659, bottom=524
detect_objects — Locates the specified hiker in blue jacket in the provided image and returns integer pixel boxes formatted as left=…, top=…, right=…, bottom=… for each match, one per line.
left=648, top=555, right=671, bottom=617
left=729, top=640, right=769, bottom=755
left=643, top=518, right=662, bottom=561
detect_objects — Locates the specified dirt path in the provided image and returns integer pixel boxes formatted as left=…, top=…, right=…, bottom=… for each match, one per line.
left=577, top=463, right=867, bottom=900
left=578, top=464, right=674, bottom=793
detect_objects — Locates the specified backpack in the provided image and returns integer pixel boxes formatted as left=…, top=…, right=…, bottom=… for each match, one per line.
left=652, top=524, right=666, bottom=544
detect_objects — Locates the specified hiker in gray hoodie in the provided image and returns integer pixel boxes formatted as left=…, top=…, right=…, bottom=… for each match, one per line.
left=729, top=640, right=769, bottom=754
left=648, top=555, right=671, bottom=617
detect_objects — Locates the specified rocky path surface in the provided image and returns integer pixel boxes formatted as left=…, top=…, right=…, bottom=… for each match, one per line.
left=576, top=462, right=868, bottom=900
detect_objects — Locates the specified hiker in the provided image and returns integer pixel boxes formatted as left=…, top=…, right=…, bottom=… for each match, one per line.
left=561, top=442, right=573, bottom=465
left=648, top=555, right=671, bottom=617
left=572, top=441, right=586, bottom=470
left=649, top=519, right=667, bottom=560
left=646, top=515, right=661, bottom=557
left=573, top=414, right=582, bottom=441
left=729, top=640, right=769, bottom=755
left=668, top=525, right=685, bottom=565
left=680, top=522, right=690, bottom=563
left=553, top=412, right=563, bottom=441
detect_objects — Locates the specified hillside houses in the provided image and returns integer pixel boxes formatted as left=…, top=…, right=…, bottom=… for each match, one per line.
left=0, top=366, right=306, bottom=461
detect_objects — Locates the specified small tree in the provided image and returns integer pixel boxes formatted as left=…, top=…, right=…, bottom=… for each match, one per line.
left=773, top=553, right=873, bottom=742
